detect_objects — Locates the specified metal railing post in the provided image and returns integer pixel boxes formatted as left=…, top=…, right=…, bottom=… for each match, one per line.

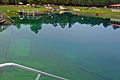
left=35, top=74, right=41, bottom=80
left=0, top=63, right=68, bottom=80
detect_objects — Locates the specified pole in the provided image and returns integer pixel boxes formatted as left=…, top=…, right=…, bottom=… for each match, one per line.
left=15, top=0, right=17, bottom=6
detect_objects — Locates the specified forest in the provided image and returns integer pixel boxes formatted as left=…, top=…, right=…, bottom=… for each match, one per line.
left=0, top=0, right=120, bottom=6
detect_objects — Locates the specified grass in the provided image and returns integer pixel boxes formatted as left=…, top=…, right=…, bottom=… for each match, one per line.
left=1, top=5, right=120, bottom=19
left=73, top=14, right=120, bottom=19
left=0, top=5, right=48, bottom=15
left=67, top=6, right=120, bottom=15
left=1, top=5, right=120, bottom=15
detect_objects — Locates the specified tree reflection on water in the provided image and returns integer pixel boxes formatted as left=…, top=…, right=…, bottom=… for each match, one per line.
left=0, top=13, right=120, bottom=33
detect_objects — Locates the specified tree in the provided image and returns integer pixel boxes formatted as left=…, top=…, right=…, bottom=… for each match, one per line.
left=2, top=0, right=9, bottom=5
left=28, top=0, right=41, bottom=6
left=1, top=0, right=120, bottom=7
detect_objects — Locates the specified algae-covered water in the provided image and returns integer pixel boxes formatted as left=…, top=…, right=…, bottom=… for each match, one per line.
left=0, top=13, right=120, bottom=80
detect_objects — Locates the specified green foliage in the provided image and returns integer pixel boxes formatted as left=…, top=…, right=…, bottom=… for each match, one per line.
left=2, top=0, right=9, bottom=4
left=0, top=5, right=47, bottom=14
left=27, top=0, right=41, bottom=5
left=3, top=0, right=119, bottom=6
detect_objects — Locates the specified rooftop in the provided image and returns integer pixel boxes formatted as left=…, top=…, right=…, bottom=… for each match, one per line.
left=110, top=4, right=120, bottom=7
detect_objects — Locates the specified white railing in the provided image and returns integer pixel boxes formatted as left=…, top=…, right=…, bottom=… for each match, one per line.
left=18, top=9, right=38, bottom=13
left=0, top=63, right=68, bottom=80
left=18, top=9, right=39, bottom=16
left=112, top=9, right=120, bottom=12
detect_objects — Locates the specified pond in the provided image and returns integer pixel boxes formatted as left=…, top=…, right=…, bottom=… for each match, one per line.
left=0, top=13, right=120, bottom=80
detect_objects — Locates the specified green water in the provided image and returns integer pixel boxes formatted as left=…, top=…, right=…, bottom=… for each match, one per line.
left=0, top=13, right=120, bottom=80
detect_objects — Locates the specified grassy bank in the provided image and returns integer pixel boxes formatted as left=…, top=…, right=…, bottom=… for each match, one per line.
left=67, top=6, right=120, bottom=15
left=0, top=5, right=48, bottom=15
left=1, top=5, right=120, bottom=19
left=1, top=5, right=120, bottom=15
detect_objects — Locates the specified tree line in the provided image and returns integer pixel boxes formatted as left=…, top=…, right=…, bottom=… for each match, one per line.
left=0, top=0, right=120, bottom=6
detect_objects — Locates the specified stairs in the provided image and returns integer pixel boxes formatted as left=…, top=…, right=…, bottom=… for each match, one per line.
left=0, top=19, right=6, bottom=23
left=0, top=12, right=15, bottom=24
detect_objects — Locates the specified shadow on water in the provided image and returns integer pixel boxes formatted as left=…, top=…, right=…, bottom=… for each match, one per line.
left=1, top=12, right=120, bottom=33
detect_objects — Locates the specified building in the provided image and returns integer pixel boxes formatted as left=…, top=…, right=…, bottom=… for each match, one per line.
left=110, top=4, right=120, bottom=12
left=108, top=19, right=120, bottom=30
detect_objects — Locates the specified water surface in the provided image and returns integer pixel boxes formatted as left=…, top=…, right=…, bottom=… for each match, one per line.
left=0, top=13, right=120, bottom=80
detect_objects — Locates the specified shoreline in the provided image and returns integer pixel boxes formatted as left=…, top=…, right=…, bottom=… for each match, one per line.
left=1, top=5, right=120, bottom=19
left=71, top=12, right=120, bottom=19
left=5, top=10, right=120, bottom=19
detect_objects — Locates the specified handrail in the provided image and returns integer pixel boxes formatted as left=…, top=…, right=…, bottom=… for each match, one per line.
left=0, top=63, right=68, bottom=80
left=0, top=12, right=15, bottom=23
left=2, top=12, right=15, bottom=23
left=18, top=9, right=38, bottom=13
